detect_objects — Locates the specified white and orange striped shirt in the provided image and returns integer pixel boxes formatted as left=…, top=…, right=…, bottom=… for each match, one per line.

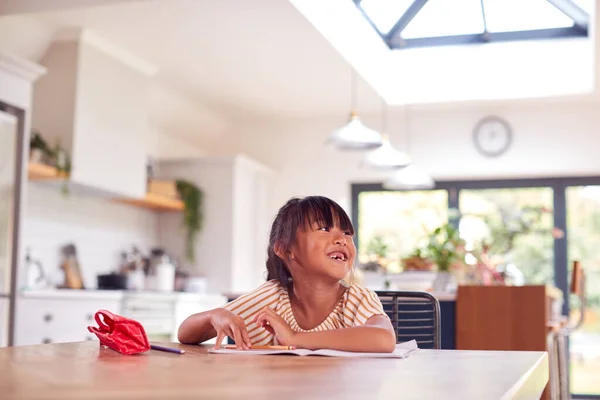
left=224, top=280, right=387, bottom=346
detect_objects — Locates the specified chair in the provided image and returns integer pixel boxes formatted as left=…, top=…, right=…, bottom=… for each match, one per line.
left=375, top=290, right=441, bottom=349
left=554, top=260, right=587, bottom=400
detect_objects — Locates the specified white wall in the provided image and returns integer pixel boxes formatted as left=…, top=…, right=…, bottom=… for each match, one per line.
left=213, top=99, right=600, bottom=213
left=23, top=184, right=158, bottom=289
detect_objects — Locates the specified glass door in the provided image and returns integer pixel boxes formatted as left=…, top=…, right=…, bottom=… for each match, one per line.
left=357, top=190, right=448, bottom=272
left=566, top=185, right=600, bottom=395
left=458, top=187, right=555, bottom=284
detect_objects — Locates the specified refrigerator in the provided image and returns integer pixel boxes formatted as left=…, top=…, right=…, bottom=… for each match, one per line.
left=0, top=109, right=18, bottom=347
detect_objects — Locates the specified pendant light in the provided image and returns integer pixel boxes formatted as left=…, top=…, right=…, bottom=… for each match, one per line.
left=383, top=106, right=435, bottom=190
left=326, top=69, right=383, bottom=151
left=362, top=99, right=412, bottom=170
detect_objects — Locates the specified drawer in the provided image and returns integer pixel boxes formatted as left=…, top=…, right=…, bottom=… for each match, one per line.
left=15, top=298, right=120, bottom=346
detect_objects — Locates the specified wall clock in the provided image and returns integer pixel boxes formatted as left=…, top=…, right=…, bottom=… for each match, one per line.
left=473, top=116, right=512, bottom=158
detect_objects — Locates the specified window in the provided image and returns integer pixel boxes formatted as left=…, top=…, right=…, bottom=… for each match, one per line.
left=353, top=176, right=600, bottom=397
left=357, top=190, right=447, bottom=272
left=354, top=0, right=590, bottom=49
left=567, top=186, right=600, bottom=395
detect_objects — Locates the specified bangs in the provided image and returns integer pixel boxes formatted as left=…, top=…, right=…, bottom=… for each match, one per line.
left=298, top=196, right=354, bottom=235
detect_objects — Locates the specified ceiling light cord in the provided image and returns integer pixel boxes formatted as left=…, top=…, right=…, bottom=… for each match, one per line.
left=381, top=97, right=387, bottom=135
left=351, top=69, right=358, bottom=112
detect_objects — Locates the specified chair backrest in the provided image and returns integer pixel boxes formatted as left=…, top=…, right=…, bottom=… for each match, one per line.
left=375, top=290, right=441, bottom=349
left=568, top=260, right=586, bottom=331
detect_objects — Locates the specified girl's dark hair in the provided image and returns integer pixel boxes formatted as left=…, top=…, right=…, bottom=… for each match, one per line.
left=266, top=196, right=354, bottom=289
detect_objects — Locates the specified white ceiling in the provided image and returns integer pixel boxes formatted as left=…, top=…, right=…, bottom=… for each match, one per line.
left=4, top=0, right=384, bottom=120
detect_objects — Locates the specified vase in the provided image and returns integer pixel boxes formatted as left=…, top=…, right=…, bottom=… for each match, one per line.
left=432, top=271, right=456, bottom=292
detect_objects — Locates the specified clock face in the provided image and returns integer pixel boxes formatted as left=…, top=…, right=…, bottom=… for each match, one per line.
left=473, top=116, right=512, bottom=157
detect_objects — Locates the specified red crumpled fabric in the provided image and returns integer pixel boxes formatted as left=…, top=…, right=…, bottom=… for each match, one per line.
left=87, top=309, right=150, bottom=355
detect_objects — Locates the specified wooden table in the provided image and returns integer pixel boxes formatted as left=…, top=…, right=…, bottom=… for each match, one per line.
left=0, top=342, right=548, bottom=400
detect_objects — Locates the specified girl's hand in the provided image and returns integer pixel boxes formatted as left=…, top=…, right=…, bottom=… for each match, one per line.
left=210, top=308, right=252, bottom=350
left=253, top=306, right=296, bottom=346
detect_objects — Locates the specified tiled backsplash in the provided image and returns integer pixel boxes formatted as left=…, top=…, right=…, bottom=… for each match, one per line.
left=23, top=184, right=159, bottom=289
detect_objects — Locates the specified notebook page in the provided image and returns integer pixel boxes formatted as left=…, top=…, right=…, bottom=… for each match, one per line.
left=310, top=340, right=419, bottom=358
left=208, top=340, right=419, bottom=358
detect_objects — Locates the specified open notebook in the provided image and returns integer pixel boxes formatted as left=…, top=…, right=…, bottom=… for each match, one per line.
left=208, top=340, right=419, bottom=359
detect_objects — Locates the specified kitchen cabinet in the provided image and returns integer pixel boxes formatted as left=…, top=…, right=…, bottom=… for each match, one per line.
left=14, top=290, right=226, bottom=346
left=0, top=297, right=7, bottom=347
left=30, top=30, right=155, bottom=199
left=14, top=291, right=122, bottom=346
left=0, top=51, right=46, bottom=347
left=157, top=154, right=277, bottom=294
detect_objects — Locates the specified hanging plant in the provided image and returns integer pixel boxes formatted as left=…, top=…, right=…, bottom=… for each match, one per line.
left=175, top=180, right=203, bottom=263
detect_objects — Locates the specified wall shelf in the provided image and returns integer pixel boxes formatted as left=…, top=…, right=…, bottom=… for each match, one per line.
left=27, top=162, right=67, bottom=180
left=27, top=162, right=184, bottom=212
left=112, top=193, right=184, bottom=212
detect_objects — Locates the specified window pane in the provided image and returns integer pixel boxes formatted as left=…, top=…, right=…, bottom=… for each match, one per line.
left=567, top=186, right=600, bottom=395
left=358, top=190, right=448, bottom=272
left=572, top=0, right=593, bottom=14
left=458, top=187, right=554, bottom=284
left=483, top=0, right=575, bottom=32
left=360, top=0, right=414, bottom=35
left=402, top=0, right=485, bottom=39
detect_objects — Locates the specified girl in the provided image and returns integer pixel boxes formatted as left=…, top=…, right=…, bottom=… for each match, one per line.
left=178, top=196, right=396, bottom=353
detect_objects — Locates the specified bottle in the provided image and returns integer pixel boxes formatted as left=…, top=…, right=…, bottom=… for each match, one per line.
left=155, top=255, right=175, bottom=292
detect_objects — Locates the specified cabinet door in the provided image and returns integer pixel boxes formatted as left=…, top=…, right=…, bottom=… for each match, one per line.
left=0, top=296, right=7, bottom=347
left=70, top=43, right=149, bottom=199
left=14, top=298, right=121, bottom=346
left=0, top=111, right=16, bottom=295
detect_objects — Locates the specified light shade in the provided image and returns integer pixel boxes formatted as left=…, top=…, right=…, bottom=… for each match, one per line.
left=362, top=134, right=411, bottom=170
left=383, top=165, right=435, bottom=190
left=327, top=112, right=383, bottom=151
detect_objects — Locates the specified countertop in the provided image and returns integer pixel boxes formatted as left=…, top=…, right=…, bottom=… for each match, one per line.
left=19, top=288, right=226, bottom=302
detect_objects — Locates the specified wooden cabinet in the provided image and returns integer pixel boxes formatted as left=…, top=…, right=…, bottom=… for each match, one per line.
left=31, top=31, right=154, bottom=199
left=456, top=285, right=563, bottom=400
left=157, top=155, right=276, bottom=294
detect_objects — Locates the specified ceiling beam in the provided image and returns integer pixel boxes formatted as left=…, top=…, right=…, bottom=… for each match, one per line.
left=392, top=26, right=588, bottom=49
left=547, top=0, right=589, bottom=30
left=386, top=0, right=428, bottom=40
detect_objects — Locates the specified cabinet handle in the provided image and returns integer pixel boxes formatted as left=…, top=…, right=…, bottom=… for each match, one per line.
left=86, top=314, right=93, bottom=321
left=43, top=314, right=53, bottom=323
left=85, top=336, right=94, bottom=341
left=42, top=338, right=52, bottom=344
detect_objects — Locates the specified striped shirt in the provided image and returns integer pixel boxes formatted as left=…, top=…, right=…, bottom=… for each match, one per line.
left=224, top=280, right=387, bottom=346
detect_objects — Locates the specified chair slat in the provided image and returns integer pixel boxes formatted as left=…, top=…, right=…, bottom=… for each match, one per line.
left=375, top=290, right=441, bottom=349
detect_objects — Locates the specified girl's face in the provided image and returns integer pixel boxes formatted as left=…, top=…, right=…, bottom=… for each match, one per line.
left=290, top=218, right=356, bottom=282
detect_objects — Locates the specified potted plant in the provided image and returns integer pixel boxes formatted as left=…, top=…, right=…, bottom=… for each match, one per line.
left=29, top=131, right=52, bottom=164
left=402, top=248, right=435, bottom=271
left=426, top=223, right=466, bottom=291
left=175, top=180, right=204, bottom=263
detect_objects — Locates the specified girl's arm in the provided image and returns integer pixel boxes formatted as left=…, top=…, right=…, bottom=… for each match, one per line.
left=178, top=308, right=252, bottom=349
left=177, top=310, right=217, bottom=344
left=254, top=307, right=396, bottom=353
left=295, top=315, right=396, bottom=353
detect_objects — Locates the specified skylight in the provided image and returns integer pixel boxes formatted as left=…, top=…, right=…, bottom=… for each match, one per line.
left=354, top=0, right=590, bottom=49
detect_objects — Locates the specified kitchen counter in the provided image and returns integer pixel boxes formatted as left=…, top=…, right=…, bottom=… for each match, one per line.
left=19, top=289, right=226, bottom=303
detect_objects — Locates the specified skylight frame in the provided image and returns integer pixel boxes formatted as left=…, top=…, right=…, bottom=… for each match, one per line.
left=354, top=0, right=589, bottom=50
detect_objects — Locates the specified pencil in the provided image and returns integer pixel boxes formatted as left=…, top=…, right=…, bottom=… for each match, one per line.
left=150, top=344, right=185, bottom=354
left=224, top=345, right=296, bottom=350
